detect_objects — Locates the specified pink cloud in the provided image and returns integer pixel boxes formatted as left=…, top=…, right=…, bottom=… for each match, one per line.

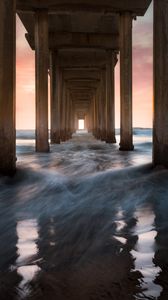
left=16, top=15, right=35, bottom=129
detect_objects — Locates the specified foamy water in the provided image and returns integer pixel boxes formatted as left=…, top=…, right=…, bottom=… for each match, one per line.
left=0, top=129, right=168, bottom=299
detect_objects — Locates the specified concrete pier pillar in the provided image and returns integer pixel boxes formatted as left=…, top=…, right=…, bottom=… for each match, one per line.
left=69, top=98, right=73, bottom=137
left=87, top=109, right=92, bottom=133
left=75, top=115, right=78, bottom=132
left=60, top=82, right=66, bottom=141
left=65, top=91, right=71, bottom=140
left=153, top=0, right=168, bottom=167
left=50, top=51, right=61, bottom=144
left=91, top=98, right=95, bottom=133
left=120, top=12, right=134, bottom=151
left=70, top=100, right=75, bottom=134
left=0, top=0, right=16, bottom=175
left=106, top=50, right=116, bottom=143
left=90, top=99, right=94, bottom=133
left=35, top=10, right=49, bottom=152
left=93, top=95, right=97, bottom=137
left=95, top=88, right=101, bottom=139
left=95, top=88, right=100, bottom=139
left=100, top=68, right=106, bottom=141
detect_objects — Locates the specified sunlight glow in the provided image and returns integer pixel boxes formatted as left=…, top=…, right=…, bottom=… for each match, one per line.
left=78, top=119, right=85, bottom=130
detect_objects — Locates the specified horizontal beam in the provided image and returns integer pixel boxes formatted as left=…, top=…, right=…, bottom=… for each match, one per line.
left=26, top=32, right=119, bottom=50
left=63, top=70, right=100, bottom=80
left=71, top=90, right=92, bottom=94
left=66, top=82, right=99, bottom=89
left=73, top=99, right=91, bottom=102
left=66, top=78, right=99, bottom=82
left=69, top=86, right=97, bottom=90
left=64, top=67, right=100, bottom=71
left=71, top=92, right=92, bottom=95
left=75, top=103, right=90, bottom=106
left=16, top=0, right=151, bottom=16
left=62, top=51, right=106, bottom=67
left=72, top=98, right=92, bottom=101
left=75, top=107, right=89, bottom=109
left=69, top=88, right=94, bottom=92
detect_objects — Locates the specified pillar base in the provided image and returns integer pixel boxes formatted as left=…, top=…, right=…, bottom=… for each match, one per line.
left=119, top=144, right=134, bottom=151
left=51, top=139, right=60, bottom=144
left=153, top=143, right=168, bottom=167
left=0, top=167, right=16, bottom=177
left=36, top=145, right=50, bottom=153
left=60, top=130, right=67, bottom=142
left=67, top=132, right=72, bottom=140
left=100, top=130, right=107, bottom=141
left=105, top=132, right=116, bottom=143
left=106, top=136, right=116, bottom=144
left=36, top=139, right=50, bottom=152
left=50, top=132, right=61, bottom=144
left=95, top=129, right=101, bottom=140
left=106, top=140, right=117, bottom=144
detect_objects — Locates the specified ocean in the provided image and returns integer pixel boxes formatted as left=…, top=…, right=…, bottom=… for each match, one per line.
left=0, top=129, right=168, bottom=300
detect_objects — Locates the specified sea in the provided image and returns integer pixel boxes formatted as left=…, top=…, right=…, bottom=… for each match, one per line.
left=0, top=128, right=168, bottom=300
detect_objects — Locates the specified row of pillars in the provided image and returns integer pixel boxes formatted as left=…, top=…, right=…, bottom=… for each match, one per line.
left=0, top=0, right=168, bottom=176
left=35, top=12, right=75, bottom=151
left=86, top=52, right=117, bottom=144
left=50, top=52, right=76, bottom=145
left=71, top=13, right=133, bottom=149
left=35, top=9, right=142, bottom=153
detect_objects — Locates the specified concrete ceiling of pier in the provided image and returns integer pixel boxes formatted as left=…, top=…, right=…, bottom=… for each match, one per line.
left=16, top=0, right=151, bottom=15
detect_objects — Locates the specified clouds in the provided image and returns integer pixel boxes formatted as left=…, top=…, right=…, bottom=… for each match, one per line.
left=133, top=2, right=153, bottom=127
left=16, top=15, right=35, bottom=129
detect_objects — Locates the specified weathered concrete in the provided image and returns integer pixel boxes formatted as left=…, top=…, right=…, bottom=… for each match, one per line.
left=66, top=79, right=99, bottom=90
left=0, top=0, right=16, bottom=175
left=93, top=90, right=98, bottom=138
left=106, top=50, right=116, bottom=144
left=26, top=32, right=119, bottom=50
left=69, top=97, right=74, bottom=136
left=96, top=86, right=101, bottom=139
left=93, top=95, right=97, bottom=136
left=153, top=0, right=168, bottom=167
left=63, top=69, right=100, bottom=81
left=119, top=12, right=134, bottom=151
left=65, top=91, right=71, bottom=139
left=50, top=51, right=61, bottom=144
left=35, top=10, right=49, bottom=152
left=57, top=51, right=107, bottom=68
left=100, top=68, right=107, bottom=141
left=16, top=0, right=151, bottom=15
left=60, top=83, right=67, bottom=141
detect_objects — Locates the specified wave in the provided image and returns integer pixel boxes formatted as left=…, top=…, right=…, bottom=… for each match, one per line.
left=0, top=131, right=167, bottom=300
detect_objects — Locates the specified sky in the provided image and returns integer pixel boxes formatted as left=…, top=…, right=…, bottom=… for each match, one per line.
left=16, top=2, right=153, bottom=129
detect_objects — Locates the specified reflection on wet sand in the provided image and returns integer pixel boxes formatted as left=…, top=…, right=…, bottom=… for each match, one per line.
left=131, top=207, right=162, bottom=299
left=16, top=219, right=40, bottom=299
left=0, top=131, right=168, bottom=299
left=30, top=210, right=138, bottom=300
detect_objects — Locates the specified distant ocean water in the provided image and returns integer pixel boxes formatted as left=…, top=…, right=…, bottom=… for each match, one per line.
left=16, top=128, right=153, bottom=139
left=1, top=129, right=168, bottom=300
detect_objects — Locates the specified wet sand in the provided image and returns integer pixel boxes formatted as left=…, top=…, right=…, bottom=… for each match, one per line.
left=0, top=131, right=168, bottom=299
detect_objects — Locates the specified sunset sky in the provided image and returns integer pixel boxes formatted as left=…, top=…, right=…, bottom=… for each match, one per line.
left=16, top=2, right=153, bottom=129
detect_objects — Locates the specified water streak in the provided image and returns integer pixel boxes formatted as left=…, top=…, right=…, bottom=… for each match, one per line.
left=131, top=207, right=162, bottom=299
